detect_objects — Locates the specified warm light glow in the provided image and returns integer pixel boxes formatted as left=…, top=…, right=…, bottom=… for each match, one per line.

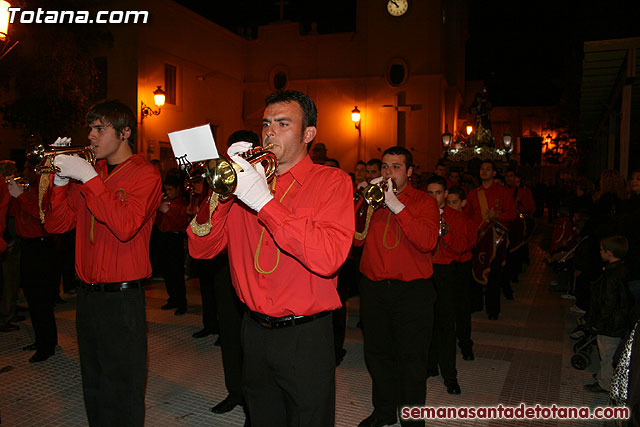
left=351, top=106, right=361, bottom=123
left=153, top=86, right=165, bottom=107
left=0, top=1, right=10, bottom=41
left=503, top=132, right=513, bottom=153
left=466, top=125, right=473, bottom=135
left=441, top=133, right=452, bottom=149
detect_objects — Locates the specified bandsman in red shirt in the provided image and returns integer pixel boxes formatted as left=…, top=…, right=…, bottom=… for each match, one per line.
left=188, top=91, right=354, bottom=427
left=446, top=186, right=476, bottom=361
left=44, top=100, right=162, bottom=426
left=354, top=146, right=439, bottom=427
left=7, top=161, right=59, bottom=362
left=156, top=171, right=190, bottom=315
left=425, top=176, right=469, bottom=396
left=466, top=160, right=517, bottom=320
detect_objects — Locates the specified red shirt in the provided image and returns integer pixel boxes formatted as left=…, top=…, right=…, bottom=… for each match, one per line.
left=0, top=177, right=10, bottom=252
left=356, top=185, right=439, bottom=281
left=466, top=181, right=517, bottom=233
left=187, top=155, right=354, bottom=317
left=156, top=197, right=189, bottom=232
left=509, top=186, right=536, bottom=216
left=15, top=184, right=50, bottom=239
left=432, top=206, right=469, bottom=265
left=44, top=154, right=162, bottom=283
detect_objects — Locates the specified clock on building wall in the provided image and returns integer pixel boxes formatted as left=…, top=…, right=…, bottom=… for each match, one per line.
left=387, top=0, right=408, bottom=17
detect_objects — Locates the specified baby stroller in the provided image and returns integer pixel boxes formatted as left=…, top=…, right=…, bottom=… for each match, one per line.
left=570, top=326, right=598, bottom=370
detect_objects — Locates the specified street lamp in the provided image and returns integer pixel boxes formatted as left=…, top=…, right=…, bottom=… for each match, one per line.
left=503, top=132, right=513, bottom=153
left=140, top=86, right=165, bottom=124
left=351, top=106, right=361, bottom=136
left=0, top=0, right=19, bottom=61
left=466, top=125, right=473, bottom=136
left=441, top=125, right=453, bottom=150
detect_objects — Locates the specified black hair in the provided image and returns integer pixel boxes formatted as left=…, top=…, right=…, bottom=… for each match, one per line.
left=382, top=146, right=413, bottom=170
left=265, top=90, right=317, bottom=129
left=447, top=185, right=466, bottom=201
left=425, top=175, right=447, bottom=190
left=227, top=130, right=260, bottom=148
left=324, top=158, right=340, bottom=168
left=366, top=158, right=382, bottom=170
left=480, top=160, right=496, bottom=172
left=87, top=100, right=137, bottom=148
left=356, top=160, right=366, bottom=167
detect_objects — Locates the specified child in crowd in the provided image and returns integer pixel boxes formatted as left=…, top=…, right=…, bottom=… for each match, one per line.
left=584, top=235, right=632, bottom=393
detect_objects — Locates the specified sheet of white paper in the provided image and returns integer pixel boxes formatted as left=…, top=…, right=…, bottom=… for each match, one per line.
left=168, top=124, right=219, bottom=163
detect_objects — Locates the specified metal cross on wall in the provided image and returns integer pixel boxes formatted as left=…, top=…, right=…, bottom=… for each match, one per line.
left=382, top=92, right=422, bottom=147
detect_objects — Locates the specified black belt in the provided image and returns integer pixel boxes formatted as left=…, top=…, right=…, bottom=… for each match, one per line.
left=249, top=310, right=329, bottom=329
left=80, top=280, right=143, bottom=292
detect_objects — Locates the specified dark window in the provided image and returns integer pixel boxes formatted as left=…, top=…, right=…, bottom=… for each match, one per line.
left=164, top=64, right=176, bottom=105
left=273, top=71, right=287, bottom=91
left=389, top=64, right=406, bottom=86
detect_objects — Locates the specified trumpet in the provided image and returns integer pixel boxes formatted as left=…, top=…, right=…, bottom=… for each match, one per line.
left=361, top=178, right=397, bottom=210
left=28, top=144, right=96, bottom=174
left=182, top=144, right=277, bottom=199
left=5, top=176, right=29, bottom=190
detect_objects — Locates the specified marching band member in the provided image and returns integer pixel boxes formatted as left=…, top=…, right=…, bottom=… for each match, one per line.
left=425, top=176, right=469, bottom=395
left=187, top=91, right=354, bottom=427
left=465, top=160, right=517, bottom=320
left=446, top=186, right=476, bottom=360
left=44, top=100, right=162, bottom=426
left=355, top=146, right=439, bottom=427
left=7, top=161, right=59, bottom=362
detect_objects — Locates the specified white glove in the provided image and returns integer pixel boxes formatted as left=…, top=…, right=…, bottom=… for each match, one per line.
left=226, top=141, right=254, bottom=158
left=54, top=154, right=98, bottom=184
left=54, top=175, right=70, bottom=187
left=384, top=178, right=405, bottom=214
left=7, top=179, right=23, bottom=198
left=370, top=176, right=384, bottom=185
left=231, top=155, right=273, bottom=212
left=51, top=137, right=72, bottom=147
left=356, top=180, right=368, bottom=190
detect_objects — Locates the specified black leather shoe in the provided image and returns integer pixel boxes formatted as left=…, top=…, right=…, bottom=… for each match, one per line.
left=211, top=394, right=242, bottom=414
left=462, top=351, right=475, bottom=361
left=29, top=349, right=54, bottom=363
left=358, top=412, right=397, bottom=427
left=174, top=306, right=187, bottom=316
left=335, top=348, right=347, bottom=366
left=0, top=323, right=19, bottom=332
left=427, top=368, right=439, bottom=378
left=192, top=328, right=214, bottom=338
left=22, top=343, right=38, bottom=351
left=446, top=380, right=461, bottom=395
left=584, top=382, right=608, bottom=393
left=161, top=302, right=177, bottom=310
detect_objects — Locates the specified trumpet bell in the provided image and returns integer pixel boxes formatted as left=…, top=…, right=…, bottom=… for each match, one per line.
left=28, top=144, right=96, bottom=174
left=362, top=179, right=397, bottom=210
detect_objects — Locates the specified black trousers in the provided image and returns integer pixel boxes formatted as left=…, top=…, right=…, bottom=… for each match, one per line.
left=242, top=313, right=335, bottom=427
left=428, top=264, right=457, bottom=382
left=76, top=285, right=147, bottom=427
left=157, top=231, right=186, bottom=307
left=212, top=254, right=245, bottom=401
left=21, top=237, right=58, bottom=351
left=454, top=261, right=473, bottom=353
left=193, top=258, right=220, bottom=331
left=360, top=277, right=435, bottom=425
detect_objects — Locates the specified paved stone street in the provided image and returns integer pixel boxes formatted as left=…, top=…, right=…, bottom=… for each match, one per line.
left=0, top=228, right=610, bottom=426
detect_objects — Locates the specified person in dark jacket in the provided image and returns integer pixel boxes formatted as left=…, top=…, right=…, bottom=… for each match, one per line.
left=584, top=235, right=632, bottom=393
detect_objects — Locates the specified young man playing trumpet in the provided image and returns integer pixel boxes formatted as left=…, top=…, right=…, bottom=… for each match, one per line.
left=44, top=100, right=162, bottom=426
left=355, top=146, right=439, bottom=427
left=425, top=175, right=470, bottom=395
left=188, top=91, right=354, bottom=427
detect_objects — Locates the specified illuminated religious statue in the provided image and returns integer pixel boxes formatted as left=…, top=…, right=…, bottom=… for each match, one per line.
left=469, top=88, right=494, bottom=146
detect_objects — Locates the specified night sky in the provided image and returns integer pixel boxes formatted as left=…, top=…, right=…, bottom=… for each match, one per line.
left=176, top=0, right=639, bottom=107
